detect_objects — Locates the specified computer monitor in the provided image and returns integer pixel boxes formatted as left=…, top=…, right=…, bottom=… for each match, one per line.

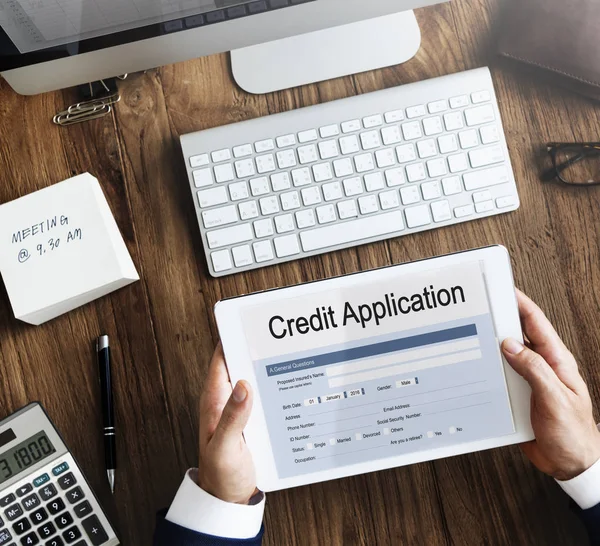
left=0, top=0, right=442, bottom=96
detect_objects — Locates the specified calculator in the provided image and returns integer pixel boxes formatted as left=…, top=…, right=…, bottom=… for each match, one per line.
left=0, top=403, right=119, bottom=546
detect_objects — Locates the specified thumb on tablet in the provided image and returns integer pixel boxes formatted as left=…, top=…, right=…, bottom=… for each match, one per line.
left=214, top=380, right=253, bottom=447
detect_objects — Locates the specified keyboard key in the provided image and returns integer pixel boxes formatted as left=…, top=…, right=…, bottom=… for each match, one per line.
left=385, top=168, right=405, bottom=187
left=207, top=224, right=253, bottom=249
left=271, top=172, right=291, bottom=192
left=401, top=121, right=422, bottom=141
left=301, top=187, right=322, bottom=206
left=312, top=163, right=333, bottom=182
left=298, top=129, right=318, bottom=143
left=423, top=116, right=443, bottom=136
left=363, top=115, right=383, bottom=128
left=193, top=168, right=213, bottom=188
left=190, top=154, right=209, bottom=168
left=428, top=100, right=448, bottom=114
left=381, top=126, right=402, bottom=146
left=360, top=131, right=381, bottom=150
left=256, top=154, right=276, bottom=174
left=444, top=112, right=464, bottom=131
left=319, top=124, right=339, bottom=138
left=211, top=149, right=231, bottom=163
left=254, top=218, right=274, bottom=238
left=249, top=177, right=270, bottom=196
left=276, top=149, right=297, bottom=168
left=333, top=158, right=354, bottom=178
left=322, top=181, right=343, bottom=201
left=442, top=176, right=462, bottom=195
left=233, top=144, right=253, bottom=158
left=450, top=95, right=469, bottom=109
left=341, top=120, right=361, bottom=133
left=480, top=125, right=500, bottom=145
left=32, top=475, right=50, bottom=488
left=55, top=513, right=73, bottom=530
left=463, top=165, right=511, bottom=191
left=379, top=190, right=400, bottom=210
left=405, top=204, right=432, bottom=228
left=395, top=144, right=416, bottom=164
left=197, top=187, right=228, bottom=208
left=62, top=526, right=81, bottom=543
left=475, top=200, right=495, bottom=214
left=384, top=110, right=405, bottom=123
left=229, top=181, right=250, bottom=201
left=300, top=210, right=404, bottom=252
left=465, top=104, right=495, bottom=126
left=276, top=134, right=296, bottom=148
left=406, top=163, right=426, bottom=183
left=46, top=500, right=65, bottom=516
left=280, top=191, right=300, bottom=211
left=65, top=488, right=84, bottom=505
left=459, top=129, right=479, bottom=149
left=81, top=515, right=108, bottom=546
left=496, top=195, right=517, bottom=209
left=295, top=209, right=316, bottom=228
left=337, top=200, right=358, bottom=220
left=469, top=145, right=504, bottom=168
left=232, top=245, right=254, bottom=267
left=358, top=195, right=379, bottom=215
left=472, top=190, right=492, bottom=203
left=471, top=90, right=491, bottom=104
left=214, top=163, right=235, bottom=183
left=316, top=204, right=336, bottom=224
left=6, top=505, right=23, bottom=521
left=375, top=149, right=396, bottom=168
left=253, top=240, right=274, bottom=263
left=274, top=234, right=300, bottom=258
left=400, top=186, right=420, bottom=206
left=20, top=531, right=38, bottom=545
left=354, top=153, right=374, bottom=173
left=255, top=139, right=274, bottom=153
left=364, top=173, right=385, bottom=192
left=422, top=181, right=442, bottom=201
left=339, top=136, right=360, bottom=155
left=37, top=522, right=55, bottom=539
left=297, top=145, right=319, bottom=164
left=13, top=516, right=31, bottom=534
left=438, top=134, right=458, bottom=154
left=238, top=201, right=259, bottom=221
left=343, top=177, right=363, bottom=197
left=0, top=528, right=11, bottom=545
left=0, top=494, right=15, bottom=508
left=454, top=204, right=475, bottom=218
left=417, top=139, right=437, bottom=159
left=431, top=200, right=452, bottom=222
left=234, top=159, right=256, bottom=178
left=274, top=214, right=295, bottom=234
left=291, top=168, right=312, bottom=187
left=318, top=140, right=339, bottom=160
left=46, top=538, right=64, bottom=546
left=406, top=105, right=426, bottom=118
left=16, top=487, right=33, bottom=498
left=29, top=508, right=48, bottom=524
left=259, top=196, right=280, bottom=215
left=211, top=250, right=232, bottom=273
left=448, top=153, right=469, bottom=173
left=202, top=205, right=238, bottom=229
left=427, top=158, right=448, bottom=178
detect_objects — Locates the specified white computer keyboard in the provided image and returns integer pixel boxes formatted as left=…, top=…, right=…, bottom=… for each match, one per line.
left=181, top=67, right=519, bottom=277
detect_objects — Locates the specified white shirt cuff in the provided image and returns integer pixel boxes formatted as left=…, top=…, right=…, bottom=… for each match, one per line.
left=166, top=469, right=265, bottom=539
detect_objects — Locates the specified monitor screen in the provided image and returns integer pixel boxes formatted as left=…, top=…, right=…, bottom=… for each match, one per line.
left=0, top=0, right=314, bottom=71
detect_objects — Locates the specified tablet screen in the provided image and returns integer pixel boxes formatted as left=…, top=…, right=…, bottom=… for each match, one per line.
left=241, top=261, right=515, bottom=480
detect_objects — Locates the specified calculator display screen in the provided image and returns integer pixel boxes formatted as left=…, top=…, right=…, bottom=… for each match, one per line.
left=0, top=431, right=56, bottom=485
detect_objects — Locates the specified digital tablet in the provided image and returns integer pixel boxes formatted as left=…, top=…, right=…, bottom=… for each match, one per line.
left=215, top=246, right=534, bottom=492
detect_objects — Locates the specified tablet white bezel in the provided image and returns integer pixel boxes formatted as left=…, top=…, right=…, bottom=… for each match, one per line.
left=215, top=245, right=533, bottom=492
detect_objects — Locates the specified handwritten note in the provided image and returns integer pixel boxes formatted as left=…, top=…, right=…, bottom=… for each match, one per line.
left=0, top=173, right=139, bottom=325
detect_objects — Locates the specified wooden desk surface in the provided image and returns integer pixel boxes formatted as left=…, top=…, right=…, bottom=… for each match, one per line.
left=1, top=1, right=599, bottom=544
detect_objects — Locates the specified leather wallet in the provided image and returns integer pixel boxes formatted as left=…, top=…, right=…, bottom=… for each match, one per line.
left=497, top=0, right=600, bottom=100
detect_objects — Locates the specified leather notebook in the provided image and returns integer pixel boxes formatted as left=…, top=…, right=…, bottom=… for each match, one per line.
left=498, top=0, right=600, bottom=100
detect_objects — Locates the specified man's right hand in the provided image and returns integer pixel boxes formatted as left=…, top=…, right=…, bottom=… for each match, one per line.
left=501, top=290, right=600, bottom=481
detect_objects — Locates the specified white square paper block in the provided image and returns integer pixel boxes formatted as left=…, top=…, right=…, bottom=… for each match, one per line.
left=0, top=173, right=139, bottom=325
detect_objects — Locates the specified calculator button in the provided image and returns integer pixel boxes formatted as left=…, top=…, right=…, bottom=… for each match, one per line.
left=57, top=475, right=76, bottom=491
left=20, top=532, right=39, bottom=545
left=21, top=495, right=40, bottom=512
left=13, top=518, right=31, bottom=534
left=16, top=487, right=32, bottom=499
left=32, top=475, right=50, bottom=488
left=0, top=528, right=11, bottom=544
left=65, top=489, right=83, bottom=506
left=45, top=538, right=64, bottom=546
left=72, top=503, right=91, bottom=520
left=51, top=464, right=69, bottom=478
left=54, top=514, right=72, bottom=530
left=46, top=501, right=64, bottom=517
left=72, top=542, right=86, bottom=546
left=5, top=505, right=23, bottom=521
left=81, top=516, right=107, bottom=546
left=29, top=509, right=47, bottom=525
left=39, top=487, right=57, bottom=503
left=37, top=523, right=55, bottom=539
left=0, top=495, right=15, bottom=508
left=61, top=527, right=81, bottom=544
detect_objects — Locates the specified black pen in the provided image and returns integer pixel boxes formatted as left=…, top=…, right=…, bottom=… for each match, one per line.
left=97, top=335, right=116, bottom=494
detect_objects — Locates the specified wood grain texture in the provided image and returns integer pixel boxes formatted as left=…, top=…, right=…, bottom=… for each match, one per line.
left=0, top=0, right=598, bottom=544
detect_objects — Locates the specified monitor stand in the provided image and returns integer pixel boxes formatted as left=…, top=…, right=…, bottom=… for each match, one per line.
left=231, top=11, right=421, bottom=95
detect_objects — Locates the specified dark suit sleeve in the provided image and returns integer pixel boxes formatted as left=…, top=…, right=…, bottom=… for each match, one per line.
left=575, top=503, right=600, bottom=546
left=154, top=510, right=264, bottom=546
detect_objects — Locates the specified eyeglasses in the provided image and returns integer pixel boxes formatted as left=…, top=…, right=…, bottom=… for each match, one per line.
left=541, top=143, right=600, bottom=186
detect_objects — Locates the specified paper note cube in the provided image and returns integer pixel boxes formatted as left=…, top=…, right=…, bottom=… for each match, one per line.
left=0, top=173, right=139, bottom=325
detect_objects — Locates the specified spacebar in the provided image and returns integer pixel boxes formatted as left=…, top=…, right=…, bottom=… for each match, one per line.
left=300, top=211, right=405, bottom=252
